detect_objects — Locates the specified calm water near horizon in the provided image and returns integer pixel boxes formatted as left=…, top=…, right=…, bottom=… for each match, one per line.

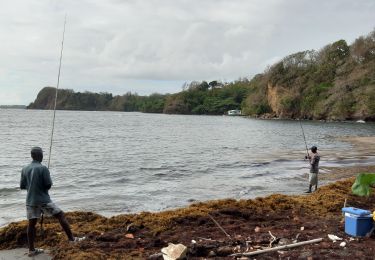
left=1, top=109, right=375, bottom=227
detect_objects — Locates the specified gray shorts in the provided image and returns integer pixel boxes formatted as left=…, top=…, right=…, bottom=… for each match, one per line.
left=26, top=202, right=62, bottom=220
left=309, top=172, right=318, bottom=186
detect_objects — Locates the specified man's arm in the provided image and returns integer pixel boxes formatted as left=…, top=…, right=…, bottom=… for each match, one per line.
left=43, top=167, right=53, bottom=190
left=20, top=170, right=27, bottom=189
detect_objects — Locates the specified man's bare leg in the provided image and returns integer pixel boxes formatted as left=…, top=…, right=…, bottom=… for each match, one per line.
left=27, top=218, right=38, bottom=251
left=54, top=211, right=74, bottom=241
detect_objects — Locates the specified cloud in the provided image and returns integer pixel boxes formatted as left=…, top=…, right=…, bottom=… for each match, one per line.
left=0, top=0, right=374, bottom=104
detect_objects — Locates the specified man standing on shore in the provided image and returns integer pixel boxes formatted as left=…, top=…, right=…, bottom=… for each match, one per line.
left=20, top=147, right=82, bottom=257
left=305, top=146, right=320, bottom=193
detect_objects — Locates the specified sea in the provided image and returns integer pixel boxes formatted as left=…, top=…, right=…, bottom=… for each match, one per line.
left=1, top=109, right=374, bottom=227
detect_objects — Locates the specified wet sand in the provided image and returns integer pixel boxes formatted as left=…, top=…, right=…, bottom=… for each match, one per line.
left=0, top=248, right=51, bottom=260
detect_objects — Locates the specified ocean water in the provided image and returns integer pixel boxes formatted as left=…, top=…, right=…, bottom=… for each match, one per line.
left=1, top=109, right=374, bottom=227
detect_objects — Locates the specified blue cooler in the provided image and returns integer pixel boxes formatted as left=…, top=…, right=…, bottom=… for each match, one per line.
left=342, top=207, right=373, bottom=237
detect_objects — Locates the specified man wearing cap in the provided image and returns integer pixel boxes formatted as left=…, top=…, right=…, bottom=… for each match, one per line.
left=305, top=146, right=320, bottom=193
left=20, top=147, right=81, bottom=257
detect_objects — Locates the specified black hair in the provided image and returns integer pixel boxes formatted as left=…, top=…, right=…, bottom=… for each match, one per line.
left=31, top=147, right=43, bottom=162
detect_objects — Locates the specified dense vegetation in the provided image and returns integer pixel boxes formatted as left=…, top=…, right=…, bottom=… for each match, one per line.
left=243, top=31, right=375, bottom=121
left=29, top=30, right=375, bottom=120
left=28, top=81, right=248, bottom=115
left=28, top=89, right=166, bottom=113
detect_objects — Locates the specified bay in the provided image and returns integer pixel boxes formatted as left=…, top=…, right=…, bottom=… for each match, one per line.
left=1, top=109, right=374, bottom=227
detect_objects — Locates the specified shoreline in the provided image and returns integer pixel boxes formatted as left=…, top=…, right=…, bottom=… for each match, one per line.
left=1, top=164, right=374, bottom=259
left=15, top=108, right=375, bottom=122
left=1, top=137, right=374, bottom=259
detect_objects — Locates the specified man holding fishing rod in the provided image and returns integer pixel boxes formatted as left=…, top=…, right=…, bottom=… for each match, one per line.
left=305, top=145, right=320, bottom=193
left=299, top=122, right=320, bottom=193
left=20, top=147, right=83, bottom=257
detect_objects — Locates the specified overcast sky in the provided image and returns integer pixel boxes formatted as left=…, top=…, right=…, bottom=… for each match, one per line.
left=0, top=0, right=374, bottom=105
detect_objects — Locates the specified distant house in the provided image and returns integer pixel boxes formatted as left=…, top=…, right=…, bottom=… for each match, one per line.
left=227, top=109, right=241, bottom=116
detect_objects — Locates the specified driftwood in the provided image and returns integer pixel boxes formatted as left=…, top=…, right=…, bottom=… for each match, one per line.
left=196, top=236, right=219, bottom=242
left=268, top=231, right=277, bottom=247
left=207, top=214, right=231, bottom=239
left=230, top=238, right=323, bottom=257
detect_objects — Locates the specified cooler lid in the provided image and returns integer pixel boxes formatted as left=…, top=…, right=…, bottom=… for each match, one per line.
left=342, top=207, right=371, bottom=216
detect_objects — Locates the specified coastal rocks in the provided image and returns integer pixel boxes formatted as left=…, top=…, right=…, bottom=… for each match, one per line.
left=161, top=243, right=187, bottom=260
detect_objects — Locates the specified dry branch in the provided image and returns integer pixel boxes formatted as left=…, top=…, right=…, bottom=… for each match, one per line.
left=231, top=238, right=323, bottom=257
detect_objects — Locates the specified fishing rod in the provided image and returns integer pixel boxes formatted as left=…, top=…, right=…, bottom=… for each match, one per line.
left=47, top=14, right=67, bottom=169
left=41, top=15, right=67, bottom=237
left=299, top=120, right=309, bottom=158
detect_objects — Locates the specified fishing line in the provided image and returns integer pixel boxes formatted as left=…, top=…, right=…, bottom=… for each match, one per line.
left=42, top=15, right=67, bottom=237
left=299, top=120, right=309, bottom=157
left=47, top=14, right=67, bottom=169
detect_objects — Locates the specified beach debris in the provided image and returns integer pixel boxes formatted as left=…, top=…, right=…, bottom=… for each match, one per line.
left=366, top=227, right=375, bottom=237
left=161, top=243, right=187, bottom=260
left=268, top=231, right=278, bottom=247
left=126, top=223, right=136, bottom=232
left=208, top=214, right=231, bottom=239
left=292, top=233, right=301, bottom=243
left=196, top=236, right=219, bottom=242
left=328, top=234, right=343, bottom=242
left=300, top=226, right=305, bottom=231
left=278, top=238, right=291, bottom=245
left=245, top=241, right=252, bottom=251
left=340, top=241, right=346, bottom=247
left=125, top=233, right=134, bottom=239
left=230, top=238, right=323, bottom=257
left=216, top=246, right=233, bottom=256
left=254, top=226, right=261, bottom=233
left=148, top=252, right=163, bottom=260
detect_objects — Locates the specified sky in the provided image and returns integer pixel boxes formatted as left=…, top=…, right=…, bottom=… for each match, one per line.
left=0, top=0, right=374, bottom=105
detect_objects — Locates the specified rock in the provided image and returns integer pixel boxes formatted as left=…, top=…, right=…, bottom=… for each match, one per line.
left=328, top=234, right=343, bottom=242
left=125, top=233, right=134, bottom=239
left=161, top=243, right=187, bottom=260
left=208, top=251, right=216, bottom=257
left=340, top=242, right=346, bottom=247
